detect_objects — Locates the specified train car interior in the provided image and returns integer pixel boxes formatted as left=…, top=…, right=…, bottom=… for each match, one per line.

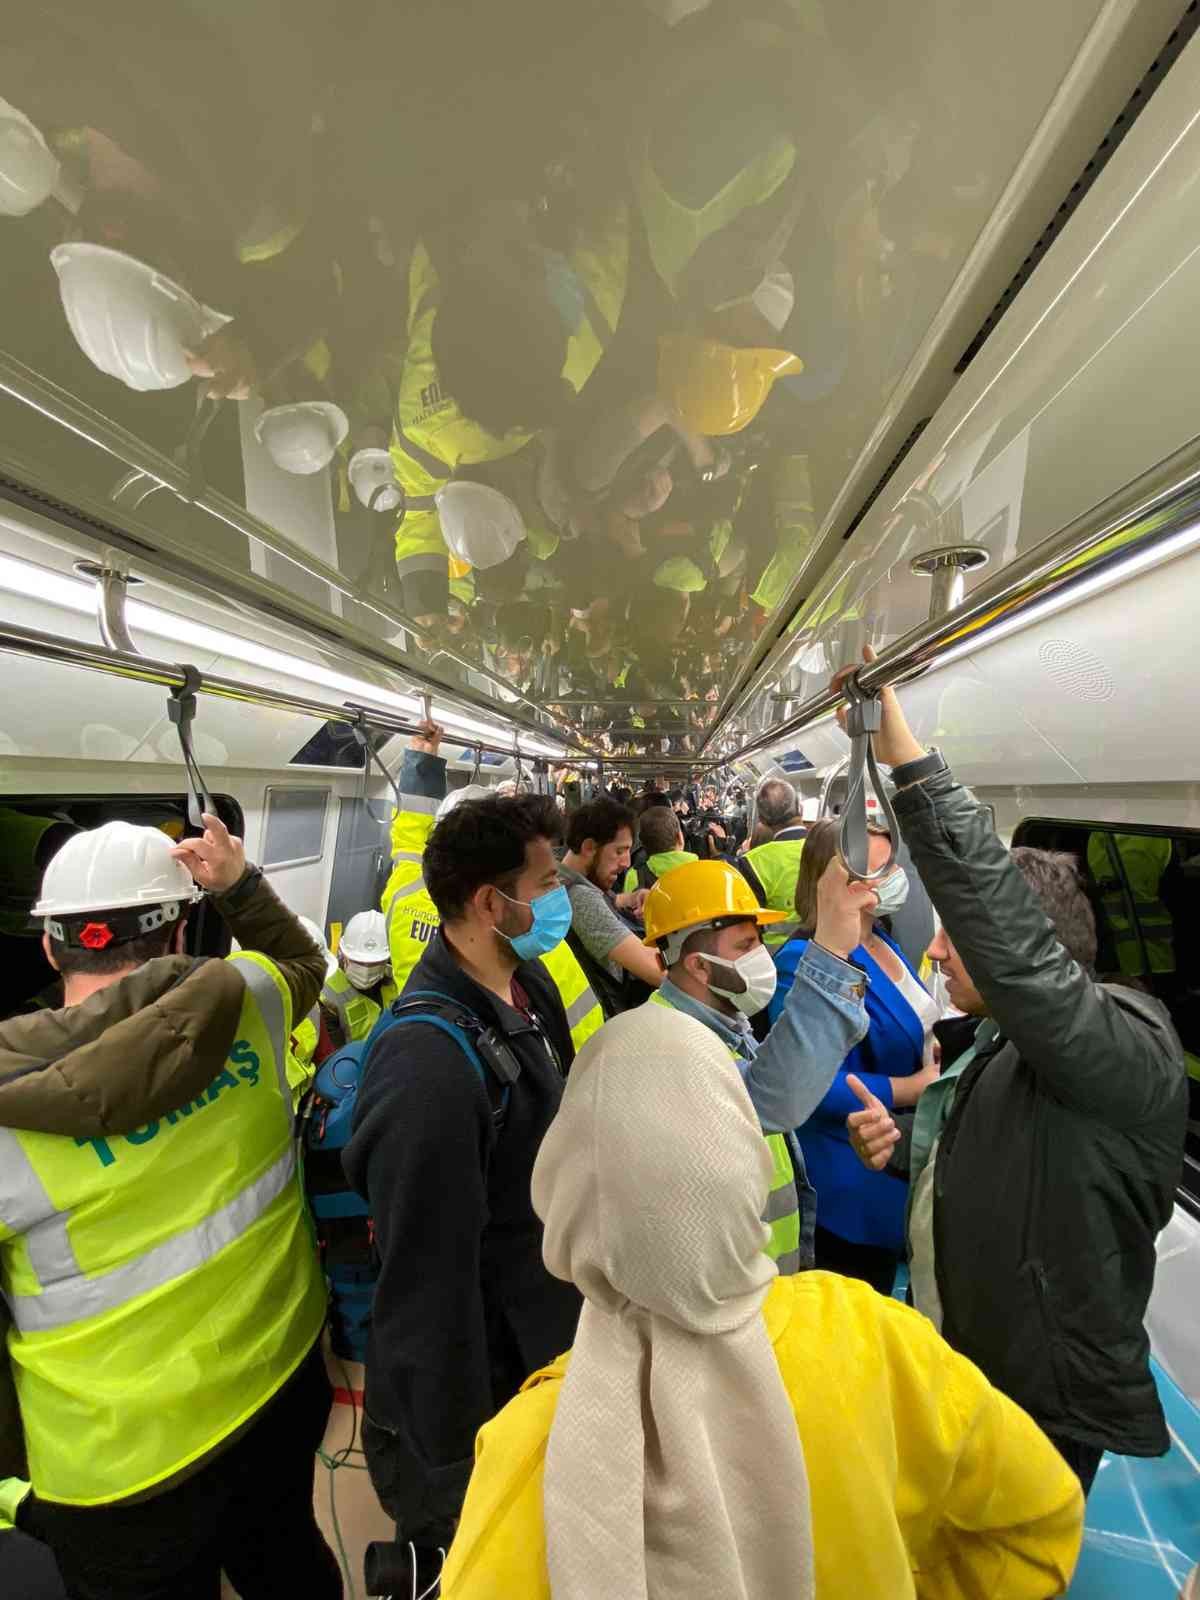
left=1, top=1, right=1198, bottom=1595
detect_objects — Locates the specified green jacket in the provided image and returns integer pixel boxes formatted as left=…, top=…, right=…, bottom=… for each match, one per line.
left=0, top=872, right=324, bottom=1516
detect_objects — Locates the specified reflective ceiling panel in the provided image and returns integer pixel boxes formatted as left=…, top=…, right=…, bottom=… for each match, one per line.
left=0, top=0, right=1137, bottom=763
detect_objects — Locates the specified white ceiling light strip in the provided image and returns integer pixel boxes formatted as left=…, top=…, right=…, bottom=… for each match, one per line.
left=0, top=553, right=566, bottom=758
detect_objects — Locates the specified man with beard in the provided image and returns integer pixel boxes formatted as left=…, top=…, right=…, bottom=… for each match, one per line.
left=559, top=797, right=664, bottom=1014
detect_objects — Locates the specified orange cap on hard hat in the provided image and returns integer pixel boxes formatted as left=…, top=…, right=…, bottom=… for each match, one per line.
left=642, top=858, right=787, bottom=947
left=657, top=335, right=803, bottom=436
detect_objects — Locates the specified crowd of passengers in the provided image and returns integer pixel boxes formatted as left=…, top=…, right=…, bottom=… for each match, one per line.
left=0, top=659, right=1190, bottom=1599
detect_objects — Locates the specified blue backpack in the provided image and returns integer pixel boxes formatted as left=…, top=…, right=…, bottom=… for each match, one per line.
left=301, top=990, right=517, bottom=1363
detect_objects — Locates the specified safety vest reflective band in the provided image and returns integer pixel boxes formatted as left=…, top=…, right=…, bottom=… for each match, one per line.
left=540, top=940, right=604, bottom=1052
left=321, top=966, right=398, bottom=1043
left=741, top=833, right=806, bottom=949
left=1086, top=833, right=1175, bottom=977
left=631, top=128, right=795, bottom=299
left=0, top=954, right=326, bottom=1505
left=649, top=991, right=800, bottom=1273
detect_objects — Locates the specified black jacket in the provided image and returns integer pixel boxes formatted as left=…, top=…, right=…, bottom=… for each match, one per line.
left=342, top=933, right=581, bottom=1542
left=894, top=766, right=1187, bottom=1456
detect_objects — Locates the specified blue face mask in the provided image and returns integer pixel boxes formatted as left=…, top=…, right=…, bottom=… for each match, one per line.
left=498, top=883, right=573, bottom=960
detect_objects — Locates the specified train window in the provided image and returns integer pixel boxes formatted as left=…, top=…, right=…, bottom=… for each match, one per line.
left=1012, top=818, right=1200, bottom=1209
left=262, top=786, right=330, bottom=869
left=289, top=721, right=392, bottom=769
left=0, top=794, right=243, bottom=1021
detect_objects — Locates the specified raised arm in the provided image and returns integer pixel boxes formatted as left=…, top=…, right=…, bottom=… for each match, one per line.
left=831, top=652, right=1185, bottom=1129
left=177, top=813, right=326, bottom=1025
left=746, top=860, right=870, bottom=1133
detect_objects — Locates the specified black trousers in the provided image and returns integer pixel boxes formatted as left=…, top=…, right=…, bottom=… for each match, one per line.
left=1047, top=1433, right=1105, bottom=1497
left=813, top=1223, right=901, bottom=1297
left=20, top=1342, right=343, bottom=1600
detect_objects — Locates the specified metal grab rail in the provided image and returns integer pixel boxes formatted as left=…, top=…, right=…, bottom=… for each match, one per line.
left=728, top=439, right=1200, bottom=762
left=0, top=617, right=560, bottom=764
left=0, top=617, right=722, bottom=773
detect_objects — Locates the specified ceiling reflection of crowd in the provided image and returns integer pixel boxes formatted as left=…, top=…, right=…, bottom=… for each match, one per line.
left=1, top=1, right=1001, bottom=756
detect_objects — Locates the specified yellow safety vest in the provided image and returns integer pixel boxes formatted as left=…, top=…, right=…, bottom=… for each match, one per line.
left=539, top=941, right=605, bottom=1052
left=631, top=128, right=796, bottom=301
left=392, top=219, right=629, bottom=577
left=0, top=954, right=327, bottom=1505
left=1087, top=833, right=1175, bottom=977
left=381, top=792, right=602, bottom=1050
left=649, top=990, right=800, bottom=1272
left=321, top=966, right=399, bottom=1046
left=741, top=832, right=807, bottom=950
left=382, top=786, right=443, bottom=995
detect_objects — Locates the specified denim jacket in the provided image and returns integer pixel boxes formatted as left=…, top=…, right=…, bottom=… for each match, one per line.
left=658, top=942, right=867, bottom=1266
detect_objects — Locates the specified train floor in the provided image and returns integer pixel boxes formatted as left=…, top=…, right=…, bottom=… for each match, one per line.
left=4, top=1358, right=1198, bottom=1598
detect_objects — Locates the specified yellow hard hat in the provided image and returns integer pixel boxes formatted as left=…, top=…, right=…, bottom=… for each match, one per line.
left=643, top=858, right=787, bottom=947
left=657, top=335, right=803, bottom=436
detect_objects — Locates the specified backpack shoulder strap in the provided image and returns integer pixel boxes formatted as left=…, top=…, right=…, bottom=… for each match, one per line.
left=367, top=989, right=512, bottom=1128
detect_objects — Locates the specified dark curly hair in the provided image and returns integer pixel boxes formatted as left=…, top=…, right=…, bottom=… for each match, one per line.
left=1010, top=847, right=1098, bottom=970
left=565, top=798, right=635, bottom=855
left=424, top=794, right=563, bottom=921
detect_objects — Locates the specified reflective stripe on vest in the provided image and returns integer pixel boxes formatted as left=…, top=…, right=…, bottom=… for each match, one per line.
left=649, top=991, right=799, bottom=1272
left=0, top=956, right=327, bottom=1504
left=1087, top=832, right=1175, bottom=977
left=539, top=940, right=604, bottom=1052
left=631, top=128, right=795, bottom=298
left=321, top=968, right=382, bottom=1043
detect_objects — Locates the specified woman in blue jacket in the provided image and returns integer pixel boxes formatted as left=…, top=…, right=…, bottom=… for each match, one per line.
left=769, top=818, right=940, bottom=1294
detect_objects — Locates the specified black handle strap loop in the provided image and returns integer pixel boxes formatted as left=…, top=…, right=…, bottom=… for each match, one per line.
left=167, top=666, right=214, bottom=832
left=350, top=715, right=403, bottom=812
left=838, top=671, right=900, bottom=882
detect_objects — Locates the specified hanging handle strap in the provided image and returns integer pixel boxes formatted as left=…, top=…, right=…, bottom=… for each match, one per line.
left=837, top=672, right=900, bottom=882
left=167, top=666, right=214, bottom=832
left=350, top=715, right=403, bottom=812
left=470, top=744, right=483, bottom=785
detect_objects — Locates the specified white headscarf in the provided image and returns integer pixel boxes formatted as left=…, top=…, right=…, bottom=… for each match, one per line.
left=533, top=1004, right=815, bottom=1600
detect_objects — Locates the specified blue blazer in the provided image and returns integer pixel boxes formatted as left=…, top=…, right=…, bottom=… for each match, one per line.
left=769, top=931, right=928, bottom=1253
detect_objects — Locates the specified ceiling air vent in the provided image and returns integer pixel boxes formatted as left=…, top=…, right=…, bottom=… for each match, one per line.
left=840, top=418, right=931, bottom=543
left=955, top=0, right=1200, bottom=375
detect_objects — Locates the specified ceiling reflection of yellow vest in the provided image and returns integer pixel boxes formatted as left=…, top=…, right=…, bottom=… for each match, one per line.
left=1087, top=832, right=1174, bottom=977
left=392, top=220, right=629, bottom=578
left=630, top=129, right=796, bottom=301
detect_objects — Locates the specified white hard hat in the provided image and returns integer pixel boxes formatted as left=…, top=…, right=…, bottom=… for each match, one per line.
left=50, top=242, right=231, bottom=392
left=297, top=914, right=337, bottom=978
left=436, top=782, right=493, bottom=820
left=435, top=480, right=525, bottom=570
left=254, top=401, right=349, bottom=475
left=348, top=446, right=404, bottom=512
left=33, top=820, right=202, bottom=920
left=0, top=97, right=60, bottom=218
left=339, top=909, right=388, bottom=964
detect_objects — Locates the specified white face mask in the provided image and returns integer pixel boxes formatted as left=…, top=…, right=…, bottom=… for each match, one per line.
left=873, top=866, right=910, bottom=916
left=701, top=943, right=778, bottom=1018
left=344, top=959, right=390, bottom=992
